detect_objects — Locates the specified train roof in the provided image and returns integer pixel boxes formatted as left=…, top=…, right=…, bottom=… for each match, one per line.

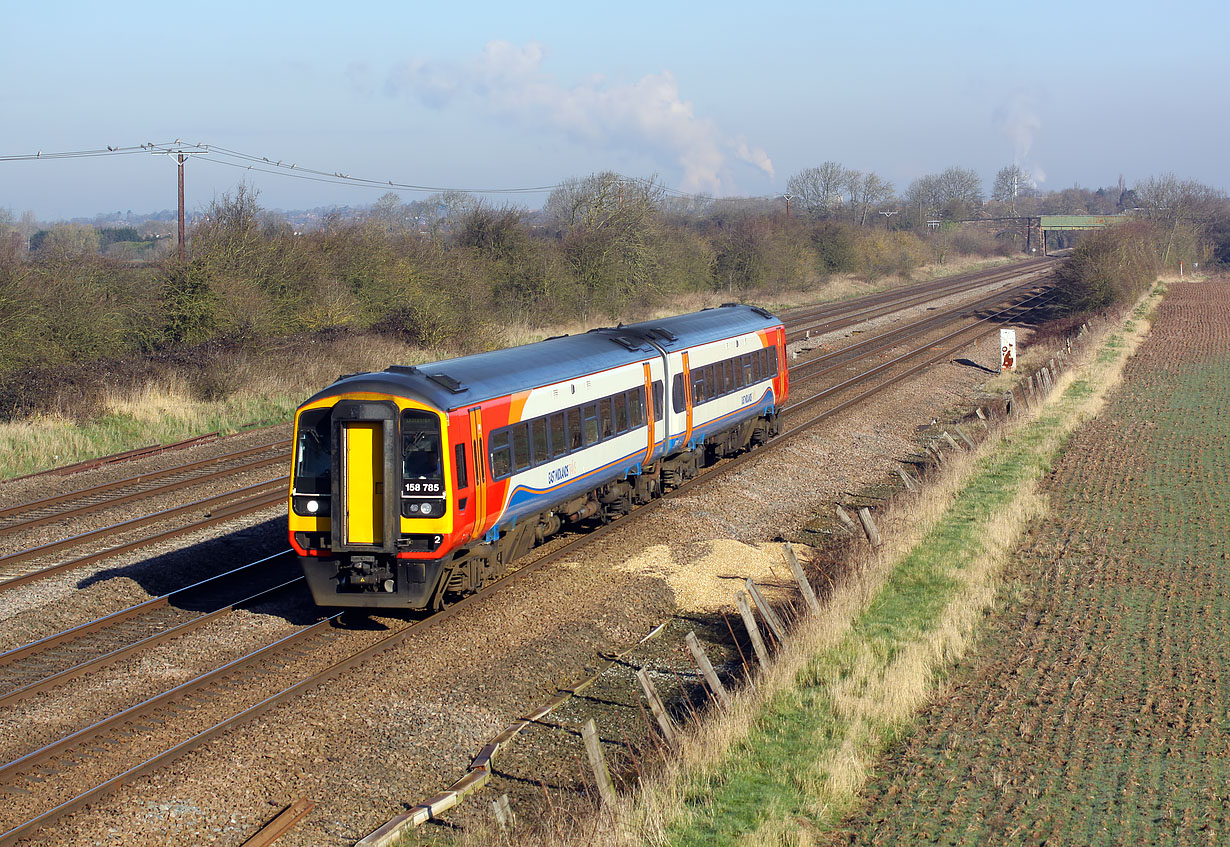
left=303, top=304, right=781, bottom=411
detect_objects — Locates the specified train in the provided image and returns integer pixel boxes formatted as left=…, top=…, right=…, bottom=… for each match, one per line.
left=288, top=303, right=790, bottom=610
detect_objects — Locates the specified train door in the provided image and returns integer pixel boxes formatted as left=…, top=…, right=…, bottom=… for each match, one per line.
left=467, top=407, right=488, bottom=543
left=343, top=422, right=383, bottom=545
left=680, top=351, right=694, bottom=448
left=330, top=400, right=397, bottom=553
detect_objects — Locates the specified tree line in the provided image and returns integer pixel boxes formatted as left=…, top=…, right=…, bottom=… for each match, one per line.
left=0, top=167, right=1225, bottom=415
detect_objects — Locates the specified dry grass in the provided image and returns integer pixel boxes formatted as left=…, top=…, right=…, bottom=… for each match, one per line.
left=419, top=281, right=1164, bottom=847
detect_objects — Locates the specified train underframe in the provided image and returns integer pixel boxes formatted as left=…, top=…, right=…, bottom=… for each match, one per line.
left=300, top=411, right=779, bottom=611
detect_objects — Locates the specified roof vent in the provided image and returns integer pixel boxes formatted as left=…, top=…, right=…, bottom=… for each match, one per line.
left=386, top=365, right=420, bottom=375
left=610, top=335, right=640, bottom=351
left=648, top=327, right=677, bottom=342
left=426, top=372, right=467, bottom=394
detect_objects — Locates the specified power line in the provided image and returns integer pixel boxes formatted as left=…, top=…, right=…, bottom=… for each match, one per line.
left=0, top=139, right=716, bottom=203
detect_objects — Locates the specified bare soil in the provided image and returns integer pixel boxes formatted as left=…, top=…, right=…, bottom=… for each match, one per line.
left=836, top=277, right=1230, bottom=846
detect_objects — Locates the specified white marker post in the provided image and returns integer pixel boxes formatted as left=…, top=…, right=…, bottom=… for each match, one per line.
left=1000, top=328, right=1017, bottom=372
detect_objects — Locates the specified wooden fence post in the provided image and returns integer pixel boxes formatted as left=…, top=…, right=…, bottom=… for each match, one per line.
left=491, top=794, right=512, bottom=830
left=975, top=407, right=989, bottom=431
left=857, top=507, right=882, bottom=547
left=636, top=668, right=678, bottom=746
left=896, top=466, right=917, bottom=491
left=745, top=579, right=786, bottom=642
left=582, top=719, right=617, bottom=807
left=834, top=504, right=858, bottom=532
left=782, top=542, right=820, bottom=615
left=735, top=591, right=770, bottom=668
left=942, top=431, right=962, bottom=452
left=954, top=424, right=976, bottom=450
left=685, top=631, right=731, bottom=708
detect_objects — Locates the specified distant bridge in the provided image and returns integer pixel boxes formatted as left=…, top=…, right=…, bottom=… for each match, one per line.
left=1037, top=214, right=1128, bottom=230
left=1037, top=215, right=1129, bottom=255
left=956, top=214, right=1130, bottom=255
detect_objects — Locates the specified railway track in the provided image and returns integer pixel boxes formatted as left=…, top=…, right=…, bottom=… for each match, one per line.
left=0, top=260, right=1057, bottom=844
left=780, top=257, right=1051, bottom=342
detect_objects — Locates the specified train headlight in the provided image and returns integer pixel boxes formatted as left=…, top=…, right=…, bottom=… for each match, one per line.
left=306, top=499, right=320, bottom=514
left=420, top=501, right=433, bottom=515
left=408, top=503, right=420, bottom=513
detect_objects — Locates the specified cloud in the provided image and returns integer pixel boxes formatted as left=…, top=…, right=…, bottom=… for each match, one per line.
left=993, top=91, right=1046, bottom=185
left=734, top=137, right=775, bottom=181
left=993, top=91, right=1041, bottom=161
left=384, top=41, right=774, bottom=194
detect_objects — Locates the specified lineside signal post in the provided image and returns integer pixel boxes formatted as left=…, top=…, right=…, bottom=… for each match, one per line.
left=1001, top=328, right=1017, bottom=372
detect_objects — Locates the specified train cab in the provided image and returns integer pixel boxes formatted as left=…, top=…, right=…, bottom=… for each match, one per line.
left=289, top=389, right=460, bottom=609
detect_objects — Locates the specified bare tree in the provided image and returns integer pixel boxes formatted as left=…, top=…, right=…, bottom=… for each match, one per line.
left=787, top=162, right=854, bottom=218
left=906, top=167, right=984, bottom=224
left=937, top=166, right=984, bottom=219
left=904, top=174, right=943, bottom=225
left=1133, top=173, right=1224, bottom=224
left=544, top=172, right=664, bottom=233
left=367, top=192, right=418, bottom=234
left=847, top=171, right=895, bottom=225
left=1134, top=173, right=1229, bottom=264
left=992, top=164, right=1034, bottom=215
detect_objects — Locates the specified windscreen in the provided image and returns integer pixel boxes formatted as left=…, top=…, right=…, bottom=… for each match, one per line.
left=294, top=407, right=332, bottom=495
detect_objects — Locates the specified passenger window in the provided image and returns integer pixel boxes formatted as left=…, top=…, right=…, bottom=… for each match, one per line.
left=752, top=351, right=762, bottom=382
left=702, top=365, right=714, bottom=400
left=568, top=408, right=583, bottom=449
left=512, top=423, right=531, bottom=471
left=490, top=429, right=512, bottom=479
left=599, top=397, right=613, bottom=438
left=583, top=403, right=600, bottom=445
left=672, top=374, right=685, bottom=414
left=744, top=356, right=754, bottom=385
left=768, top=348, right=778, bottom=376
left=613, top=393, right=629, bottom=433
left=532, top=419, right=549, bottom=465
left=724, top=359, right=735, bottom=392
left=653, top=381, right=664, bottom=421
left=549, top=413, right=567, bottom=458
left=629, top=388, right=644, bottom=427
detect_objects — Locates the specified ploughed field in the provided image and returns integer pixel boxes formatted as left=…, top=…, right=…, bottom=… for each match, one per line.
left=839, top=278, right=1230, bottom=845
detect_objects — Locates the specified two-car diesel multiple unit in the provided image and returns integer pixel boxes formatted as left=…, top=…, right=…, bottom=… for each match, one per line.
left=288, top=304, right=789, bottom=610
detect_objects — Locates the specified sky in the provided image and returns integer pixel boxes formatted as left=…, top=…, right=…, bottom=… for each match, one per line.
left=2, top=0, right=1226, bottom=220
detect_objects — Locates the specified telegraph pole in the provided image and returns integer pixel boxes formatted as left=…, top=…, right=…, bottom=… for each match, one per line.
left=177, top=153, right=186, bottom=261
left=152, top=143, right=207, bottom=262
left=778, top=192, right=798, bottom=219
left=879, top=210, right=898, bottom=230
